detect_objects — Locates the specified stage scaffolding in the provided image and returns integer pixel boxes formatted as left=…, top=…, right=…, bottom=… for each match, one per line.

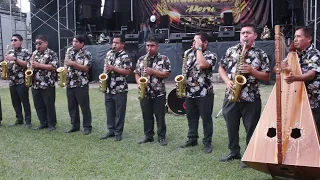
left=305, top=0, right=319, bottom=47
left=29, top=0, right=76, bottom=65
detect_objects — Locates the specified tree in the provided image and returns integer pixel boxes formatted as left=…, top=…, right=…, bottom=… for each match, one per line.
left=0, top=0, right=21, bottom=12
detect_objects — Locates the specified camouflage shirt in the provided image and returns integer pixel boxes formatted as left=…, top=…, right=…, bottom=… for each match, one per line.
left=220, top=43, right=270, bottom=102
left=298, top=44, right=320, bottom=109
left=65, top=47, right=92, bottom=88
left=30, top=48, right=58, bottom=89
left=104, top=49, right=132, bottom=94
left=185, top=49, right=217, bottom=98
left=7, top=47, right=31, bottom=86
left=134, top=53, right=171, bottom=99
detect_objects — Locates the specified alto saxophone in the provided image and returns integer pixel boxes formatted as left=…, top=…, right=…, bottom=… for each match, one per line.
left=175, top=48, right=193, bottom=98
left=25, top=50, right=37, bottom=87
left=229, top=41, right=248, bottom=102
left=57, top=48, right=71, bottom=87
left=1, top=44, right=12, bottom=80
left=138, top=52, right=149, bottom=100
left=99, top=47, right=115, bottom=93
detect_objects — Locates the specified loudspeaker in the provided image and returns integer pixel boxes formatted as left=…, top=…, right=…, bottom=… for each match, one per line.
left=159, top=15, right=169, bottom=29
left=79, top=3, right=101, bottom=19
left=125, top=34, right=139, bottom=43
left=169, top=33, right=184, bottom=43
left=223, top=12, right=234, bottom=26
left=153, top=33, right=165, bottom=43
left=34, top=0, right=50, bottom=8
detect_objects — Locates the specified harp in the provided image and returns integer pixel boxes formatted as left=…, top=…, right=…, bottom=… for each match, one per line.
left=242, top=25, right=320, bottom=179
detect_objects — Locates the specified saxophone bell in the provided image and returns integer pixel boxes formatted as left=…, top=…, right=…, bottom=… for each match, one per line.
left=25, top=49, right=37, bottom=87
left=99, top=47, right=115, bottom=93
left=1, top=44, right=12, bottom=80
left=175, top=48, right=192, bottom=98
left=138, top=52, right=149, bottom=100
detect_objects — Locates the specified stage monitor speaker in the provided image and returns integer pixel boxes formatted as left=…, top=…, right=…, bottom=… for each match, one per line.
left=159, top=15, right=169, bottom=29
left=153, top=33, right=166, bottom=43
left=182, top=33, right=195, bottom=43
left=34, top=0, right=50, bottom=8
left=169, top=33, right=184, bottom=43
left=223, top=12, right=234, bottom=26
left=125, top=34, right=139, bottom=43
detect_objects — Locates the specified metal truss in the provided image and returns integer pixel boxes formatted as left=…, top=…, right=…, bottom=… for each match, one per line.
left=305, top=0, right=319, bottom=47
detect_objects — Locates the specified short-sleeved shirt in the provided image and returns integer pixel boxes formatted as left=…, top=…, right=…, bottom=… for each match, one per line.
left=30, top=48, right=58, bottom=89
left=220, top=43, right=270, bottom=102
left=134, top=53, right=171, bottom=99
left=104, top=49, right=132, bottom=94
left=7, top=47, right=31, bottom=86
left=65, top=47, right=92, bottom=88
left=299, top=44, right=320, bottom=109
left=185, top=49, right=217, bottom=98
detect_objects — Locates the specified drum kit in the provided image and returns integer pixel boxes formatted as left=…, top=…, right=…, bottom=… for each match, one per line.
left=166, top=88, right=186, bottom=116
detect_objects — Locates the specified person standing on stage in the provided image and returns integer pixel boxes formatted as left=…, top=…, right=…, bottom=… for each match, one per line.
left=100, top=35, right=132, bottom=141
left=179, top=32, right=217, bottom=154
left=218, top=24, right=270, bottom=167
left=31, top=35, right=58, bottom=131
left=5, top=34, right=32, bottom=128
left=134, top=36, right=171, bottom=146
left=64, top=35, right=93, bottom=135
left=283, top=26, right=320, bottom=134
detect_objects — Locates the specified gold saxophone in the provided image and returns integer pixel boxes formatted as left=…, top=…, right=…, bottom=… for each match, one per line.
left=229, top=40, right=248, bottom=102
left=25, top=50, right=37, bottom=87
left=1, top=44, right=12, bottom=80
left=175, top=48, right=193, bottom=98
left=99, top=47, right=115, bottom=93
left=139, top=52, right=149, bottom=100
left=57, top=48, right=71, bottom=87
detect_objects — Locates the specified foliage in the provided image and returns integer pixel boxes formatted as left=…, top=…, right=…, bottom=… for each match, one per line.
left=0, top=0, right=20, bottom=12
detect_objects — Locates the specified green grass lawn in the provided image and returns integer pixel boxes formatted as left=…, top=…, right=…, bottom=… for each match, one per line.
left=0, top=83, right=278, bottom=179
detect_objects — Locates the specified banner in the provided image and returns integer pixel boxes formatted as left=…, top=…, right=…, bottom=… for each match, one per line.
left=139, top=0, right=270, bottom=31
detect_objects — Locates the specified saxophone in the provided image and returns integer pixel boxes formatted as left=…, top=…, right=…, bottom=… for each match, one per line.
left=1, top=44, right=12, bottom=80
left=138, top=52, right=149, bottom=100
left=229, top=40, right=248, bottom=102
left=25, top=50, right=37, bottom=87
left=175, top=48, right=193, bottom=98
left=99, top=47, right=115, bottom=93
left=57, top=48, right=71, bottom=87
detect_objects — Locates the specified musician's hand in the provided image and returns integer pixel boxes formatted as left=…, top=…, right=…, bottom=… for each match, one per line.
left=106, top=65, right=114, bottom=72
left=194, top=38, right=203, bottom=49
left=239, top=64, right=253, bottom=74
left=284, top=72, right=296, bottom=84
left=65, top=60, right=75, bottom=66
left=5, top=55, right=16, bottom=61
left=32, top=61, right=40, bottom=68
left=145, top=68, right=154, bottom=76
left=281, top=59, right=291, bottom=72
left=226, top=79, right=234, bottom=90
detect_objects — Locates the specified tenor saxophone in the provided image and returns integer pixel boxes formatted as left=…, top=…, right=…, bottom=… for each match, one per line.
left=99, top=47, right=115, bottom=93
left=138, top=52, right=149, bottom=100
left=57, top=48, right=71, bottom=87
left=229, top=41, right=248, bottom=102
left=175, top=48, right=193, bottom=98
left=1, top=44, right=12, bottom=80
left=25, top=50, right=37, bottom=87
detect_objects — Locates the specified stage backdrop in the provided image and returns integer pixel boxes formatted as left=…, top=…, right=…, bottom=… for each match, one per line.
left=138, top=0, right=270, bottom=32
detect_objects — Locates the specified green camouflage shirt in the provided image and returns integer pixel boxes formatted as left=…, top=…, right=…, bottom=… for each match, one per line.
left=7, top=47, right=30, bottom=86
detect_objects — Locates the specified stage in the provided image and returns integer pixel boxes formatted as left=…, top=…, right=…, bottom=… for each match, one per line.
left=85, top=40, right=275, bottom=83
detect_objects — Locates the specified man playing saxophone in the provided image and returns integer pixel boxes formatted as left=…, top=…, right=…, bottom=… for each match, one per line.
left=218, top=24, right=270, bottom=168
left=134, top=36, right=171, bottom=146
left=31, top=35, right=58, bottom=131
left=100, top=35, right=132, bottom=141
left=179, top=32, right=216, bottom=154
left=5, top=34, right=32, bottom=128
left=64, top=35, right=93, bottom=135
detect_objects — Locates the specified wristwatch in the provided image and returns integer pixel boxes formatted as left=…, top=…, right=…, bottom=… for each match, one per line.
left=196, top=47, right=202, bottom=51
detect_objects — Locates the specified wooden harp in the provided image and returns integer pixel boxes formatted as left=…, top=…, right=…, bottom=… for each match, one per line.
left=242, top=25, right=320, bottom=179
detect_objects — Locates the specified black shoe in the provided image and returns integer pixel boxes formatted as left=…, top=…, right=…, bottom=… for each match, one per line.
left=9, top=121, right=23, bottom=127
left=25, top=124, right=32, bottom=128
left=83, top=129, right=92, bottom=135
left=33, top=125, right=48, bottom=130
left=48, top=127, right=56, bottom=131
left=180, top=140, right=198, bottom=148
left=114, top=135, right=122, bottom=141
left=220, top=153, right=242, bottom=162
left=100, top=132, right=115, bottom=140
left=159, top=138, right=167, bottom=146
left=204, top=144, right=213, bottom=154
left=65, top=127, right=80, bottom=133
left=240, top=161, right=248, bottom=168
left=138, top=136, right=154, bottom=144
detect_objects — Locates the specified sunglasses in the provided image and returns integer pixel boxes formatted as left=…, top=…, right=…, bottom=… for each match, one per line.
left=146, top=44, right=156, bottom=47
left=35, top=42, right=43, bottom=45
left=11, top=39, right=18, bottom=42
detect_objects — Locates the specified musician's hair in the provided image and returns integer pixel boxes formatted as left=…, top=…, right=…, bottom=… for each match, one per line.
left=146, top=36, right=159, bottom=44
left=74, top=35, right=86, bottom=44
left=240, top=24, right=257, bottom=33
left=113, top=34, right=125, bottom=43
left=295, top=26, right=314, bottom=41
left=195, top=32, right=209, bottom=42
left=12, top=34, right=23, bottom=41
left=35, top=35, right=48, bottom=42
